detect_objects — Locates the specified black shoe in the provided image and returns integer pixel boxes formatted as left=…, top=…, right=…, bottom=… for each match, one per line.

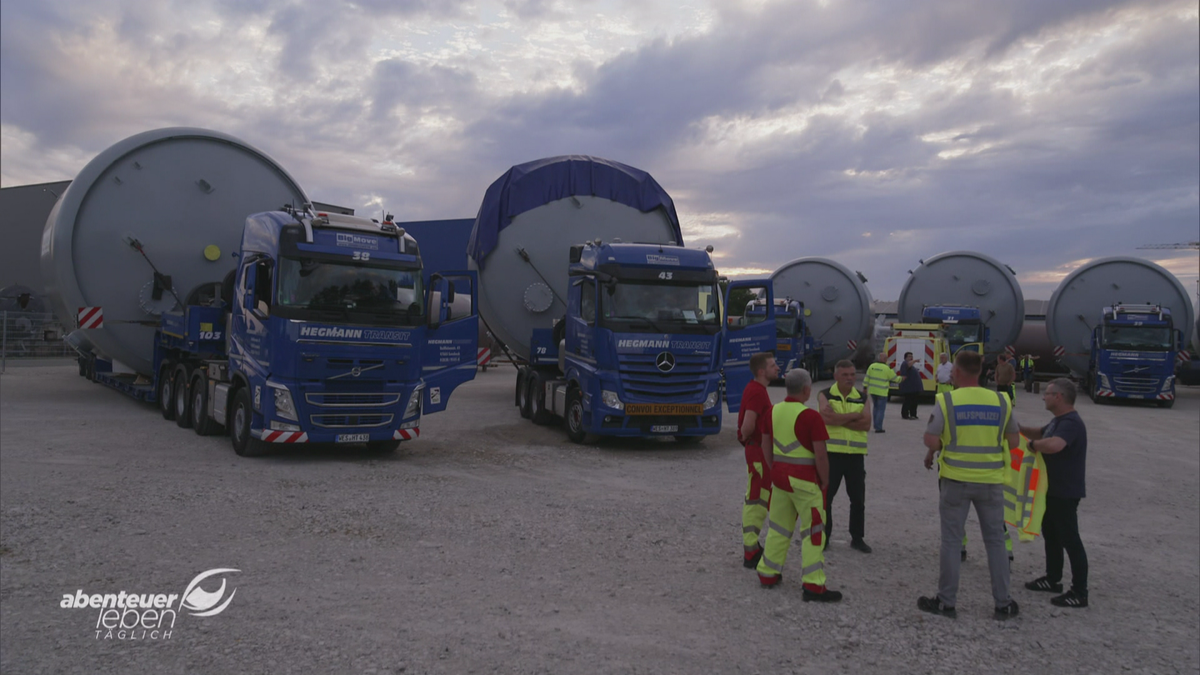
left=743, top=548, right=763, bottom=570
left=1050, top=589, right=1088, bottom=608
left=851, top=539, right=872, bottom=554
left=917, top=596, right=956, bottom=618
left=994, top=600, right=1020, bottom=621
left=1024, top=576, right=1063, bottom=593
left=875, top=428, right=885, bottom=433
left=961, top=549, right=967, bottom=562
left=803, top=588, right=843, bottom=602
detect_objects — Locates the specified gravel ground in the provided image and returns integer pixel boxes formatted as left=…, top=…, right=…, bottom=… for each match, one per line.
left=1, top=362, right=1198, bottom=675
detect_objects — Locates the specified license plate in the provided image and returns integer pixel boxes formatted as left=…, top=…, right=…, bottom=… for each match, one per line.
left=625, top=404, right=704, bottom=415
left=336, top=433, right=370, bottom=443
left=650, top=425, right=679, bottom=433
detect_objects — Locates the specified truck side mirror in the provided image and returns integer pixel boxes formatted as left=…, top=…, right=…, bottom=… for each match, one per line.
left=446, top=284, right=455, bottom=304
left=242, top=293, right=255, bottom=311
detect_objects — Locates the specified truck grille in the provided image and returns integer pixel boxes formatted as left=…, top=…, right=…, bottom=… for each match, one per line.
left=1112, top=376, right=1160, bottom=395
left=310, top=413, right=394, bottom=428
left=305, top=392, right=401, bottom=407
left=617, top=353, right=709, bottom=401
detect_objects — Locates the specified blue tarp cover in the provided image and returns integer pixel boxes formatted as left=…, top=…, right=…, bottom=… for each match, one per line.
left=467, top=155, right=682, bottom=268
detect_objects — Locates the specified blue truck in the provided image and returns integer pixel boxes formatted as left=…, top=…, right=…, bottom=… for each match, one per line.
left=468, top=155, right=776, bottom=444
left=1086, top=303, right=1182, bottom=407
left=921, top=305, right=987, bottom=357
left=744, top=298, right=824, bottom=378
left=80, top=207, right=479, bottom=455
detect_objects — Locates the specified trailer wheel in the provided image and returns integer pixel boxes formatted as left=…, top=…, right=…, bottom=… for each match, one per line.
left=158, top=361, right=176, bottom=420
left=190, top=373, right=221, bottom=436
left=564, top=388, right=587, bottom=444
left=230, top=387, right=267, bottom=457
left=173, top=365, right=193, bottom=429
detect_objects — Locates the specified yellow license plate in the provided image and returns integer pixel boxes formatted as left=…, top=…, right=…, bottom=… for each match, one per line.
left=625, top=404, right=704, bottom=415
left=776, top=343, right=792, bottom=351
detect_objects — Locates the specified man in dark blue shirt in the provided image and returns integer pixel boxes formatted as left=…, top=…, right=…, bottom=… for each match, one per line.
left=1019, top=377, right=1089, bottom=608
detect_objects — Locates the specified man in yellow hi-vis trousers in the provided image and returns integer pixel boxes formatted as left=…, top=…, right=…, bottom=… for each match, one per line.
left=756, top=368, right=843, bottom=602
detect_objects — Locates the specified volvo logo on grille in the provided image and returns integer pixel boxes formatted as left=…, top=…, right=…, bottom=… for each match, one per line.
left=655, top=352, right=676, bottom=373
left=350, top=367, right=362, bottom=377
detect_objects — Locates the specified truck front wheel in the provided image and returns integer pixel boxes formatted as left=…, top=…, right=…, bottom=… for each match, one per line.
left=173, top=365, right=193, bottom=429
left=564, top=388, right=587, bottom=444
left=230, top=388, right=267, bottom=457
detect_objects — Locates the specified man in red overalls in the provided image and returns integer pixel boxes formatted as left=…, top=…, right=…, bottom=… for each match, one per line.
left=739, top=352, right=779, bottom=568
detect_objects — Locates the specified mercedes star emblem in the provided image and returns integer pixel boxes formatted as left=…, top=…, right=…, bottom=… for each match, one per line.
left=655, top=351, right=676, bottom=373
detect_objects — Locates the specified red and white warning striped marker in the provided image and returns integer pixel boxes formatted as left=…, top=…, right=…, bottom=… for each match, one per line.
left=77, top=307, right=103, bottom=329
left=1176, top=350, right=1191, bottom=363
left=262, top=430, right=307, bottom=443
left=922, top=344, right=936, bottom=378
left=1005, top=345, right=1016, bottom=357
left=847, top=340, right=858, bottom=352
left=1052, top=345, right=1065, bottom=357
left=393, top=427, right=420, bottom=441
left=477, top=347, right=492, bottom=367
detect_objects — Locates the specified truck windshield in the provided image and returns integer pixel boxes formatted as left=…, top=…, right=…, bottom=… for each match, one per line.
left=602, top=281, right=721, bottom=335
left=944, top=322, right=982, bottom=344
left=1102, top=325, right=1172, bottom=351
left=275, top=257, right=425, bottom=326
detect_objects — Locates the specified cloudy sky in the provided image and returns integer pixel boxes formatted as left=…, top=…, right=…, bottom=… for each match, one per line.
left=2, top=0, right=1197, bottom=301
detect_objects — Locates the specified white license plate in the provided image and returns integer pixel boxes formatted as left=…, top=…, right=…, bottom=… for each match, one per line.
left=336, top=433, right=370, bottom=443
left=649, top=425, right=678, bottom=433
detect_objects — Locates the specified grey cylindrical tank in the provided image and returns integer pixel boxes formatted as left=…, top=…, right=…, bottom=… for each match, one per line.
left=470, top=195, right=678, bottom=361
left=770, top=258, right=874, bottom=365
left=1046, top=256, right=1196, bottom=378
left=897, top=250, right=1024, bottom=354
left=42, top=127, right=308, bottom=375
left=1010, top=320, right=1070, bottom=375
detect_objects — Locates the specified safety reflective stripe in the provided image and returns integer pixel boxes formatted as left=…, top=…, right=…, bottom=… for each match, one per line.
left=798, top=523, right=824, bottom=539
left=948, top=444, right=1006, bottom=455
left=742, top=525, right=760, bottom=534
left=774, top=439, right=802, bottom=454
left=800, top=561, right=824, bottom=576
left=942, top=457, right=1005, bottom=469
left=744, top=498, right=769, bottom=508
left=774, top=455, right=815, bottom=465
left=826, top=439, right=868, bottom=449
left=768, top=521, right=793, bottom=538
left=761, top=554, right=784, bottom=573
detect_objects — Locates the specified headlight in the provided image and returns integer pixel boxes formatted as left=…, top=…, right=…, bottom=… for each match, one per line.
left=270, top=420, right=301, bottom=431
left=704, top=391, right=720, bottom=409
left=601, top=390, right=623, bottom=411
left=272, top=385, right=298, bottom=421
left=404, top=386, right=424, bottom=418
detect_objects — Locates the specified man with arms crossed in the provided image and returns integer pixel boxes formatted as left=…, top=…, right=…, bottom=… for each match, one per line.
left=818, top=360, right=874, bottom=553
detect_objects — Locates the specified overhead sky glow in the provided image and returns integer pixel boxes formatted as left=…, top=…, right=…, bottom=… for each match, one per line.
left=1, top=0, right=1196, bottom=301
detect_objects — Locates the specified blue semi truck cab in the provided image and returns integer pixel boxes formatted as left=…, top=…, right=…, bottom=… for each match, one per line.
left=82, top=207, right=479, bottom=456
left=922, top=305, right=988, bottom=356
left=514, top=240, right=776, bottom=443
left=1086, top=303, right=1181, bottom=407
left=745, top=297, right=824, bottom=378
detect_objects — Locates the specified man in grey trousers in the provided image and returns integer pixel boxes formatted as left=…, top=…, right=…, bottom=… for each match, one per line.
left=916, top=351, right=1021, bottom=620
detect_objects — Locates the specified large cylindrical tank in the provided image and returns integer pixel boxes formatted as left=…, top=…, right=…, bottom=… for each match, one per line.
left=1010, top=320, right=1070, bottom=375
left=770, top=258, right=874, bottom=365
left=1046, top=256, right=1196, bottom=378
left=897, top=251, right=1024, bottom=354
left=41, top=127, right=308, bottom=375
left=467, top=156, right=682, bottom=361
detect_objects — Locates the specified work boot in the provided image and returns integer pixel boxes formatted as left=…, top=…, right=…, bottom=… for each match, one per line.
left=758, top=573, right=781, bottom=588
left=994, top=600, right=1020, bottom=621
left=802, top=587, right=843, bottom=602
left=850, top=539, right=872, bottom=554
left=917, top=596, right=956, bottom=618
left=743, top=547, right=763, bottom=570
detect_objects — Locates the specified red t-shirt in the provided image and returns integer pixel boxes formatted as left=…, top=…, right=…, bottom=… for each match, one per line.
left=738, top=380, right=772, bottom=461
left=763, top=397, right=830, bottom=460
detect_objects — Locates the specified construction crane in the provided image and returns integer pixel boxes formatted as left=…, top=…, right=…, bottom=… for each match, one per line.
left=1137, top=242, right=1200, bottom=250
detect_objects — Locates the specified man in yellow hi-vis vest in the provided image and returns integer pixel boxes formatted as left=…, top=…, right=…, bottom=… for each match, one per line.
left=918, top=351, right=1021, bottom=620
left=756, top=368, right=843, bottom=602
left=818, top=359, right=873, bottom=553
left=864, top=352, right=900, bottom=432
